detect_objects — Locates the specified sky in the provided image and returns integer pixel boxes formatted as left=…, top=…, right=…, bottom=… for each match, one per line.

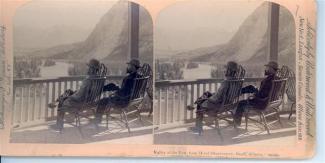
left=15, top=0, right=116, bottom=30
left=14, top=0, right=117, bottom=50
left=13, top=0, right=263, bottom=53
left=155, top=0, right=264, bottom=55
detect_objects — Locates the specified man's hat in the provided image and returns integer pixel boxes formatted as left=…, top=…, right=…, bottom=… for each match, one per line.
left=224, top=61, right=238, bottom=72
left=127, top=59, right=141, bottom=68
left=264, top=61, right=279, bottom=70
left=87, top=59, right=100, bottom=69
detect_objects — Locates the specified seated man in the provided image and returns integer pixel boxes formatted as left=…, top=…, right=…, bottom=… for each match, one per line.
left=187, top=61, right=239, bottom=133
left=49, top=59, right=102, bottom=131
left=94, top=59, right=142, bottom=124
left=233, top=61, right=279, bottom=126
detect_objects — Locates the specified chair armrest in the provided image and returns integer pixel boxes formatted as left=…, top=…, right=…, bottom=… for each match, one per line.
left=248, top=95, right=255, bottom=100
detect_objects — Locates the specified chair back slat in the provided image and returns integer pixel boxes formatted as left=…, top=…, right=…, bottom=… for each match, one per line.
left=211, top=64, right=245, bottom=113
left=138, top=63, right=153, bottom=98
left=276, top=66, right=290, bottom=79
left=83, top=63, right=108, bottom=106
left=130, top=76, right=150, bottom=101
left=127, top=63, right=152, bottom=102
left=220, top=64, right=246, bottom=112
left=235, top=65, right=246, bottom=79
left=84, top=77, right=106, bottom=104
left=268, top=78, right=287, bottom=104
left=286, top=68, right=296, bottom=102
left=222, top=79, right=244, bottom=109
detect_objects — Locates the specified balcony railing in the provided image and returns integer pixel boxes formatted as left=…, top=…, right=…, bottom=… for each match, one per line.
left=12, top=77, right=293, bottom=129
left=154, top=78, right=292, bottom=130
left=12, top=76, right=124, bottom=127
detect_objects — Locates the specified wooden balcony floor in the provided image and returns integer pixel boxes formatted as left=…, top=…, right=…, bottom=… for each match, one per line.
left=10, top=113, right=153, bottom=144
left=154, top=115, right=296, bottom=146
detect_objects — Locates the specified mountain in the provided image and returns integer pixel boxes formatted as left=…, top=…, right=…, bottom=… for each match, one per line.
left=155, top=27, right=232, bottom=54
left=175, top=2, right=295, bottom=69
left=22, top=0, right=153, bottom=64
left=13, top=25, right=90, bottom=55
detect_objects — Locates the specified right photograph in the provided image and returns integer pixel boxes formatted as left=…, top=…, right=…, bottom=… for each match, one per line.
left=154, top=0, right=296, bottom=146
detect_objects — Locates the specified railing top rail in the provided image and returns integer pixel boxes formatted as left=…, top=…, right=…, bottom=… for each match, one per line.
left=13, top=76, right=264, bottom=86
left=155, top=77, right=263, bottom=87
left=13, top=75, right=126, bottom=85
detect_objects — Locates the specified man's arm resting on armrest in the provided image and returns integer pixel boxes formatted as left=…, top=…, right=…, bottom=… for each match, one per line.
left=103, top=83, right=120, bottom=92
left=241, top=85, right=258, bottom=94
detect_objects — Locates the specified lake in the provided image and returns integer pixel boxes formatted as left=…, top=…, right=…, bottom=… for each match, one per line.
left=40, top=61, right=72, bottom=78
left=183, top=63, right=214, bottom=80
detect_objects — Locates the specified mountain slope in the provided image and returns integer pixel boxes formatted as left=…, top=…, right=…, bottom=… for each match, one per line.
left=175, top=2, right=295, bottom=69
left=25, top=0, right=153, bottom=64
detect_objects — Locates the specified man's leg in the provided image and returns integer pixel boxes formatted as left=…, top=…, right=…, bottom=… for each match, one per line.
left=49, top=107, right=65, bottom=131
left=187, top=92, right=211, bottom=111
left=48, top=89, right=74, bottom=109
left=95, top=97, right=112, bottom=124
left=56, top=109, right=65, bottom=129
left=234, top=100, right=248, bottom=126
left=189, top=105, right=205, bottom=134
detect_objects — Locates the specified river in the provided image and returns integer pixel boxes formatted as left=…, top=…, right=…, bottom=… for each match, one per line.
left=183, top=63, right=214, bottom=80
left=40, top=61, right=72, bottom=78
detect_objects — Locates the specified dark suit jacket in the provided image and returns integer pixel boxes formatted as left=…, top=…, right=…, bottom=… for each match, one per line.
left=116, top=72, right=137, bottom=98
left=250, top=74, right=279, bottom=109
left=103, top=72, right=138, bottom=105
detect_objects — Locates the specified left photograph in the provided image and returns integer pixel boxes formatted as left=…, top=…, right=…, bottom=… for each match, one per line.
left=11, top=0, right=153, bottom=144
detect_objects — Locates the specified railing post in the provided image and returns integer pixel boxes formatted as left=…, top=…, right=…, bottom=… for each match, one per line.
left=12, top=86, right=16, bottom=125
left=32, top=84, right=36, bottom=121
left=158, top=88, right=162, bottom=126
left=172, top=86, right=176, bottom=123
left=177, top=85, right=181, bottom=122
left=25, top=85, right=30, bottom=122
left=196, top=83, right=201, bottom=119
left=19, top=87, right=23, bottom=124
left=76, top=81, right=80, bottom=89
left=58, top=81, right=62, bottom=99
left=190, top=84, right=194, bottom=120
left=64, top=81, right=68, bottom=91
left=51, top=82, right=56, bottom=118
left=38, top=83, right=43, bottom=120
left=69, top=80, right=73, bottom=90
left=184, top=85, right=188, bottom=122
left=45, top=82, right=49, bottom=119
left=165, top=87, right=169, bottom=124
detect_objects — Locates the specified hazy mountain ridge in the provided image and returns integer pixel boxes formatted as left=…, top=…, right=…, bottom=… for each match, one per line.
left=14, top=25, right=90, bottom=53
left=174, top=2, right=295, bottom=69
left=19, top=1, right=153, bottom=64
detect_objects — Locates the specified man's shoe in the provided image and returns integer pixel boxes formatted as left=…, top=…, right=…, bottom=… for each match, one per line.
left=48, top=103, right=57, bottom=109
left=187, top=105, right=195, bottom=111
left=49, top=124, right=63, bottom=132
left=188, top=126, right=203, bottom=135
left=234, top=117, right=242, bottom=127
left=89, top=118, right=101, bottom=125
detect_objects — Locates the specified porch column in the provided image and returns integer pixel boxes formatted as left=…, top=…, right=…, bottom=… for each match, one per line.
left=266, top=3, right=280, bottom=62
left=129, top=2, right=140, bottom=60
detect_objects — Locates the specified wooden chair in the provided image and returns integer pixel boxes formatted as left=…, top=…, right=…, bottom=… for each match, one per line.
left=201, top=65, right=245, bottom=136
left=235, top=65, right=246, bottom=79
left=64, top=63, right=107, bottom=135
left=105, top=70, right=150, bottom=134
left=138, top=63, right=153, bottom=116
left=286, top=68, right=296, bottom=120
left=244, top=78, right=287, bottom=134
